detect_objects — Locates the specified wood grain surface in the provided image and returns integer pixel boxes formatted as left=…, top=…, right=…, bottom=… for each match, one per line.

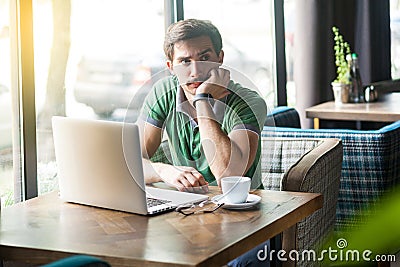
left=0, top=187, right=322, bottom=267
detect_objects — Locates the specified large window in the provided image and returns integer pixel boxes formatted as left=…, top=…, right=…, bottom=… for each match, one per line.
left=284, top=0, right=295, bottom=106
left=2, top=0, right=280, bottom=203
left=3, top=0, right=397, bottom=205
left=391, top=0, right=400, bottom=79
left=0, top=0, right=15, bottom=206
left=33, top=0, right=166, bottom=195
left=184, top=0, right=276, bottom=109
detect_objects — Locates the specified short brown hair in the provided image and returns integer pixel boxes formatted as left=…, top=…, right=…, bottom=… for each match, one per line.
left=164, top=19, right=223, bottom=61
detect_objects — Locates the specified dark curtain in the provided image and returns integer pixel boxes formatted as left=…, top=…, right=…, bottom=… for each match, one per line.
left=355, top=1, right=391, bottom=84
left=294, top=0, right=391, bottom=128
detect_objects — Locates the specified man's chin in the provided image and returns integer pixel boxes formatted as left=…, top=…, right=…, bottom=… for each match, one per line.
left=181, top=84, right=196, bottom=96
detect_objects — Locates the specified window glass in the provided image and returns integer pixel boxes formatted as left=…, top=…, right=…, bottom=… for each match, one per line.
left=0, top=0, right=15, bottom=207
left=184, top=0, right=276, bottom=109
left=33, top=0, right=166, bottom=195
left=391, top=0, right=400, bottom=79
left=284, top=0, right=295, bottom=106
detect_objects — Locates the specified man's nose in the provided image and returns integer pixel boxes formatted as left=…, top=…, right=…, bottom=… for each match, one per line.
left=190, top=61, right=204, bottom=78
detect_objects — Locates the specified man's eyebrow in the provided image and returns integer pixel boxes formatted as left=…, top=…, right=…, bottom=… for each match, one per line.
left=175, top=48, right=214, bottom=62
left=198, top=48, right=213, bottom=56
left=175, top=55, right=190, bottom=62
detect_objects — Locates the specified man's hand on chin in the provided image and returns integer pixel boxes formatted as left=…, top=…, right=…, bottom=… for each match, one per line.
left=196, top=68, right=231, bottom=100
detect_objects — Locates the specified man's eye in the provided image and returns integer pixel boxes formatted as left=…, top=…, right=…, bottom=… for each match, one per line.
left=180, top=59, right=191, bottom=66
left=200, top=55, right=210, bottom=61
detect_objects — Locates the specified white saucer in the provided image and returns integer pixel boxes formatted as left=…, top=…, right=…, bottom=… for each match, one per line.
left=211, top=194, right=262, bottom=210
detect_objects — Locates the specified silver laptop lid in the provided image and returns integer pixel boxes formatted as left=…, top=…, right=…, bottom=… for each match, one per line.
left=52, top=116, right=208, bottom=215
left=52, top=116, right=148, bottom=214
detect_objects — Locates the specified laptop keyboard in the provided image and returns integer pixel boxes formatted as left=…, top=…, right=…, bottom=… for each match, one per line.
left=147, top=197, right=172, bottom=208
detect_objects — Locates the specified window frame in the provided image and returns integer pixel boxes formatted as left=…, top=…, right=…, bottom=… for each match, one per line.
left=16, top=0, right=38, bottom=201
left=274, top=0, right=288, bottom=106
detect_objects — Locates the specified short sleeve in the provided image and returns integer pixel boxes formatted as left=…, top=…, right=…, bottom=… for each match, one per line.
left=139, top=76, right=177, bottom=128
left=223, top=83, right=267, bottom=135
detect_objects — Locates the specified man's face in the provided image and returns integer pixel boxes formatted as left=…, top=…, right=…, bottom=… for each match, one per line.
left=167, top=35, right=224, bottom=96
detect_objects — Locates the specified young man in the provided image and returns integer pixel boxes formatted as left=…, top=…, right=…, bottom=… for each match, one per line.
left=139, top=19, right=270, bottom=266
left=139, top=19, right=267, bottom=193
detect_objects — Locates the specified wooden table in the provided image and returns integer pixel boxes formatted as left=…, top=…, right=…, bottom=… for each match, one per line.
left=306, top=92, right=400, bottom=129
left=0, top=188, right=322, bottom=267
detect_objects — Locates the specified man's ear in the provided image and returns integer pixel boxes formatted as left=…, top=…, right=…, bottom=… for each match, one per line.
left=166, top=60, right=174, bottom=73
left=218, top=50, right=224, bottom=64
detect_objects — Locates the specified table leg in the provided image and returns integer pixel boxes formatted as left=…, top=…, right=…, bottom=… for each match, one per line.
left=313, top=118, right=319, bottom=129
left=356, top=121, right=362, bottom=130
left=270, top=234, right=282, bottom=267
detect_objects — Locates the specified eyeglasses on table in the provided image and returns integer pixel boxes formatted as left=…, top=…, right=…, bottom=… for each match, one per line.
left=175, top=199, right=224, bottom=216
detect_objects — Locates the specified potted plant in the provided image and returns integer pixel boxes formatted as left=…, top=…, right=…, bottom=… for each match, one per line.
left=331, top=26, right=351, bottom=104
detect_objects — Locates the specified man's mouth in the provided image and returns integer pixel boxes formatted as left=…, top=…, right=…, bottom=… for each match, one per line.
left=187, top=81, right=203, bottom=88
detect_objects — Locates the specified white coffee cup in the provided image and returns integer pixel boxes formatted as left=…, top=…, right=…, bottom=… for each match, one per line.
left=221, top=176, right=251, bottom=204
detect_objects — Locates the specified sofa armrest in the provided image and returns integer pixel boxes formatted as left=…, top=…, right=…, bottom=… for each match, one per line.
left=282, top=138, right=342, bottom=253
left=283, top=138, right=342, bottom=193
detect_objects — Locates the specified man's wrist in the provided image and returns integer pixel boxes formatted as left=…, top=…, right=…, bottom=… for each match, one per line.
left=193, top=93, right=213, bottom=108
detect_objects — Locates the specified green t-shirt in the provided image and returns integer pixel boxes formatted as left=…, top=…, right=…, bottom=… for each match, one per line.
left=140, top=75, right=267, bottom=188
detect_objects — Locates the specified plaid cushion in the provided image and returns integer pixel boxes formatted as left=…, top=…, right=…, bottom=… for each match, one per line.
left=261, top=138, right=322, bottom=190
left=263, top=120, right=400, bottom=230
left=292, top=140, right=342, bottom=267
left=262, top=137, right=342, bottom=267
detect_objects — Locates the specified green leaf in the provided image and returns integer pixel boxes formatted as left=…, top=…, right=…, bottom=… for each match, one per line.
left=321, top=186, right=400, bottom=266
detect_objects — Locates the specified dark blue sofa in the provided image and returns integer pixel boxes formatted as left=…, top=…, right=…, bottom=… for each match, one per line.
left=263, top=106, right=400, bottom=230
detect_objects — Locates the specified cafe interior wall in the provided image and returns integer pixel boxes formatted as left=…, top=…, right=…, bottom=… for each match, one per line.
left=293, top=0, right=391, bottom=129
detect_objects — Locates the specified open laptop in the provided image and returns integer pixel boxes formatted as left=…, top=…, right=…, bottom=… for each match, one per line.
left=52, top=116, right=208, bottom=215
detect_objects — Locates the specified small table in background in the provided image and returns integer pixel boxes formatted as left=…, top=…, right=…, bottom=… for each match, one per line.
left=306, top=92, right=400, bottom=129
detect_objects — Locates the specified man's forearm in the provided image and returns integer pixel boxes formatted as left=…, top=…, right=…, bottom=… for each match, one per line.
left=142, top=158, right=165, bottom=184
left=196, top=100, right=249, bottom=180
left=142, top=157, right=209, bottom=192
